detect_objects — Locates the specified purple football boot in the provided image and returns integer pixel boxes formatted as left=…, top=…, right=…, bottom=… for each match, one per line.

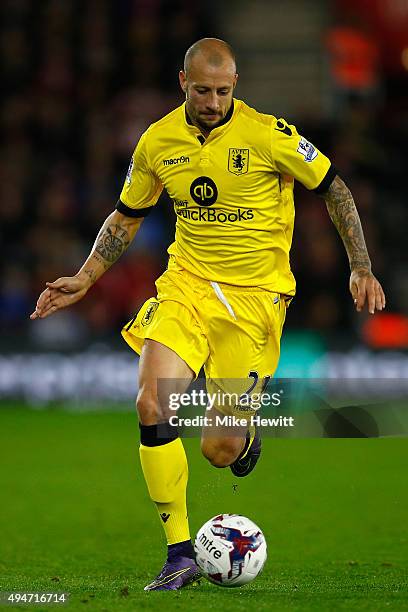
left=144, top=556, right=201, bottom=591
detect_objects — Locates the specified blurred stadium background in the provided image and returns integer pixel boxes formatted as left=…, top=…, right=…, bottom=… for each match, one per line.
left=1, top=0, right=408, bottom=406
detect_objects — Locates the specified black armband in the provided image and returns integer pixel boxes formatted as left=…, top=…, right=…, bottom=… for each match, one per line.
left=314, top=164, right=337, bottom=195
left=116, top=199, right=154, bottom=218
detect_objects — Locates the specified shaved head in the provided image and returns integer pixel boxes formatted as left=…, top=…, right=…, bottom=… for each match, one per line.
left=180, top=38, right=238, bottom=136
left=184, top=38, right=236, bottom=76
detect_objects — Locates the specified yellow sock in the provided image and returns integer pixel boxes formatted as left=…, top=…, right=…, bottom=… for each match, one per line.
left=139, top=438, right=190, bottom=545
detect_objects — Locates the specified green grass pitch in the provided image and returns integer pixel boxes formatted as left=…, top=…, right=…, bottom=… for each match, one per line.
left=0, top=406, right=407, bottom=611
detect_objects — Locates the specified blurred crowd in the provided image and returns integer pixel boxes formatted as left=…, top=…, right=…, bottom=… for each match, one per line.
left=0, top=0, right=406, bottom=349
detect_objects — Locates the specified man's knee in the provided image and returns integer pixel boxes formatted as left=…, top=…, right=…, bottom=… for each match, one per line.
left=136, top=386, right=161, bottom=425
left=201, top=438, right=241, bottom=468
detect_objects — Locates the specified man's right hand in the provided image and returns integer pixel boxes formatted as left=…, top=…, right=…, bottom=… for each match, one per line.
left=30, top=273, right=91, bottom=320
left=30, top=209, right=143, bottom=321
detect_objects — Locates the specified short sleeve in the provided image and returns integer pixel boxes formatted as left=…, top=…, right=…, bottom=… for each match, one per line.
left=117, top=130, right=163, bottom=218
left=270, top=118, right=334, bottom=192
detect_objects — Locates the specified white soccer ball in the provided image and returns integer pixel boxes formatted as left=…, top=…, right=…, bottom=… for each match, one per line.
left=194, top=513, right=267, bottom=587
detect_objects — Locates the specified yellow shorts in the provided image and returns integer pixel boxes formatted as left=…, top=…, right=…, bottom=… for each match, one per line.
left=122, top=257, right=287, bottom=414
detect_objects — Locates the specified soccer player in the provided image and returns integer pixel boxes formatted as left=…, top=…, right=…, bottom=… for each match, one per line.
left=31, top=38, right=386, bottom=590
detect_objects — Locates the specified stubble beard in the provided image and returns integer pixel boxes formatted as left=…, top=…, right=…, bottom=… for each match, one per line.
left=191, top=107, right=224, bottom=132
left=186, top=96, right=223, bottom=133
left=197, top=115, right=223, bottom=131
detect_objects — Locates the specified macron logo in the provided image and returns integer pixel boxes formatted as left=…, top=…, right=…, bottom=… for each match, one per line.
left=163, top=155, right=190, bottom=166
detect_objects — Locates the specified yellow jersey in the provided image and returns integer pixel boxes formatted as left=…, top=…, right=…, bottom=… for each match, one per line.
left=118, top=98, right=335, bottom=295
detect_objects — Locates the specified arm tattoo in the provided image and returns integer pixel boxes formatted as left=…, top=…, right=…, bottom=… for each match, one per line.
left=95, top=223, right=130, bottom=267
left=322, top=175, right=371, bottom=273
left=84, top=269, right=97, bottom=284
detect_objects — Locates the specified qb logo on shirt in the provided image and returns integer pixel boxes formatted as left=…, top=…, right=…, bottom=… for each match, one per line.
left=190, top=176, right=218, bottom=206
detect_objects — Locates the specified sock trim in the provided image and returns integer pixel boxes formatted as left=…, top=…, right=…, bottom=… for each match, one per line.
left=139, top=422, right=178, bottom=446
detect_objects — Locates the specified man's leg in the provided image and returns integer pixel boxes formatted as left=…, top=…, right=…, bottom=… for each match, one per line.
left=137, top=339, right=201, bottom=590
left=201, top=415, right=261, bottom=476
left=198, top=289, right=287, bottom=476
left=200, top=402, right=247, bottom=467
left=201, top=403, right=262, bottom=480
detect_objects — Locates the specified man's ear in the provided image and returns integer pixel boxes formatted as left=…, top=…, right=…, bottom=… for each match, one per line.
left=179, top=70, right=187, bottom=93
left=233, top=73, right=239, bottom=90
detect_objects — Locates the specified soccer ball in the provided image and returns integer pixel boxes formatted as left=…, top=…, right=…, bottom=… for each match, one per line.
left=194, top=513, right=267, bottom=587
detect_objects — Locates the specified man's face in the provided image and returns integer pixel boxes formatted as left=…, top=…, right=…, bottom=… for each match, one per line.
left=179, top=58, right=237, bottom=134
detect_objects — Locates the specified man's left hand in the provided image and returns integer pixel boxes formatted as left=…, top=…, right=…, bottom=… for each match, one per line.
left=350, top=269, right=386, bottom=314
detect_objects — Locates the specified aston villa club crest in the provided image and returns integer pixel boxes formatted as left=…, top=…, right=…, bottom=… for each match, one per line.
left=228, top=148, right=249, bottom=175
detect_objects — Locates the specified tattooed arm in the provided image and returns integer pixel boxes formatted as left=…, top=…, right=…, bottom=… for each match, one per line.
left=321, top=175, right=385, bottom=314
left=79, top=210, right=142, bottom=283
left=30, top=210, right=143, bottom=319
